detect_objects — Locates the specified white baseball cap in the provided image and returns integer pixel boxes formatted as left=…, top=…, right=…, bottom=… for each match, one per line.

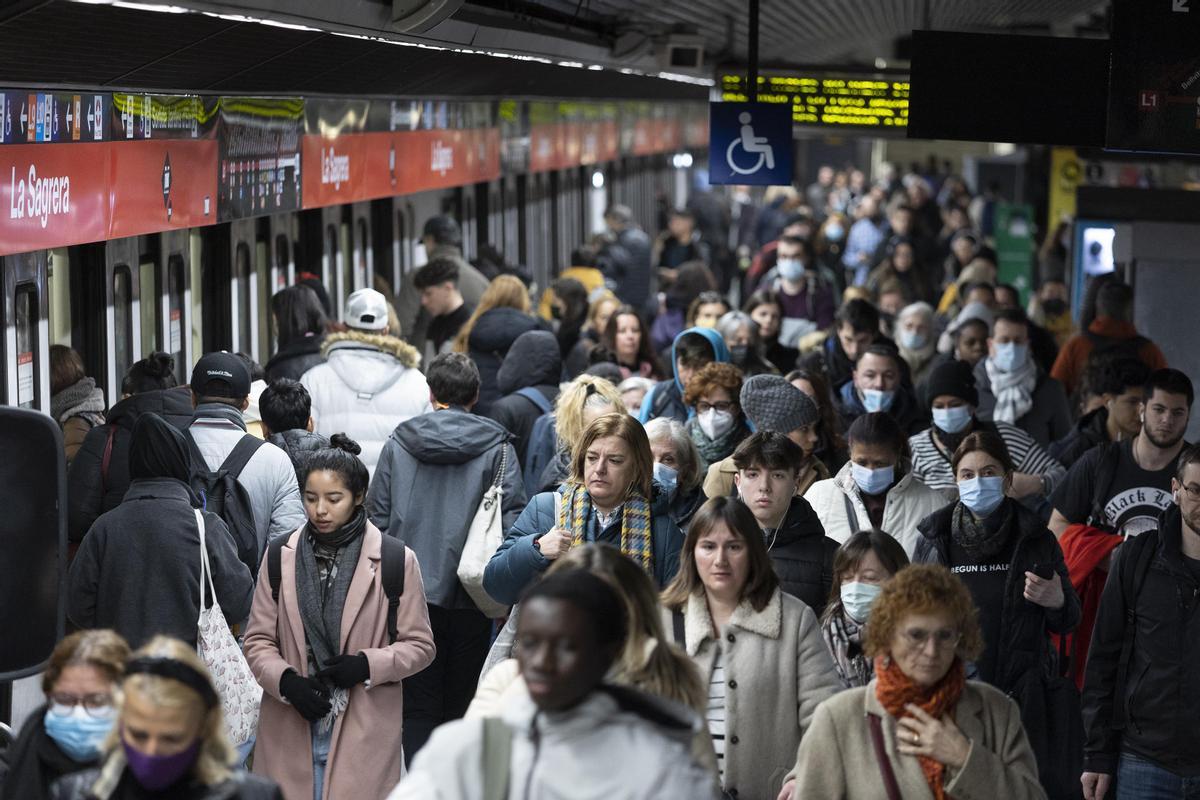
left=346, top=288, right=390, bottom=332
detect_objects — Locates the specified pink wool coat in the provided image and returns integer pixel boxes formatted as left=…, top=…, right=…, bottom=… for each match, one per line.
left=244, top=523, right=436, bottom=800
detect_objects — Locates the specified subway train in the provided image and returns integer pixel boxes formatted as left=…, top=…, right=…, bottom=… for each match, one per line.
left=0, top=93, right=709, bottom=413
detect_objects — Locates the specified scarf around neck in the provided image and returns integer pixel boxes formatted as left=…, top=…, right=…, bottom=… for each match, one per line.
left=686, top=415, right=750, bottom=469
left=563, top=482, right=654, bottom=573
left=951, top=500, right=1012, bottom=561
left=51, top=377, right=105, bottom=425
left=984, top=356, right=1037, bottom=424
left=823, top=612, right=872, bottom=688
left=874, top=656, right=966, bottom=800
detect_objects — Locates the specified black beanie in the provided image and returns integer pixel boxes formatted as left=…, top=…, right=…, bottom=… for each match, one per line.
left=924, top=360, right=978, bottom=408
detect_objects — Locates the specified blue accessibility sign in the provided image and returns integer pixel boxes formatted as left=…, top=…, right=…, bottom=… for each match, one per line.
left=708, top=102, right=794, bottom=186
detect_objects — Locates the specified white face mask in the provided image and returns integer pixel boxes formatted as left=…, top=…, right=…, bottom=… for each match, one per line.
left=697, top=408, right=735, bottom=440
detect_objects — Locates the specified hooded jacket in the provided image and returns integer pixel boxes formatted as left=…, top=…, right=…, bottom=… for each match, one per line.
left=1082, top=505, right=1200, bottom=776
left=390, top=684, right=719, bottom=800
left=973, top=359, right=1072, bottom=448
left=466, top=307, right=545, bottom=416
left=1048, top=406, right=1111, bottom=469
left=762, top=496, right=840, bottom=615
left=263, top=334, right=325, bottom=383
left=638, top=327, right=731, bottom=425
left=67, top=386, right=194, bottom=542
left=486, top=331, right=562, bottom=465
left=367, top=409, right=526, bottom=609
left=483, top=485, right=683, bottom=605
left=837, top=380, right=929, bottom=436
left=300, top=329, right=432, bottom=475
left=265, top=429, right=329, bottom=490
left=804, top=461, right=952, bottom=556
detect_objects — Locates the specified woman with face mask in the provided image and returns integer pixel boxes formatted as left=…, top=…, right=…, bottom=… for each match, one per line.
left=644, top=417, right=705, bottom=531
left=50, top=635, right=281, bottom=799
left=243, top=435, right=435, bottom=800
left=682, top=363, right=752, bottom=471
left=820, top=530, right=910, bottom=689
left=894, top=302, right=938, bottom=387
left=913, top=431, right=1080, bottom=695
left=714, top=310, right=779, bottom=377
left=1, top=631, right=129, bottom=800
left=803, top=412, right=950, bottom=557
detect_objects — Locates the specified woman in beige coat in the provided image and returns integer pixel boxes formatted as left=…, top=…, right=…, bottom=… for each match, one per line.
left=244, top=435, right=435, bottom=800
left=662, top=496, right=842, bottom=800
left=789, top=564, right=1046, bottom=800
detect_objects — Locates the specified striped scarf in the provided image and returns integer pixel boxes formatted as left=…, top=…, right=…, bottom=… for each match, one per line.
left=563, top=482, right=654, bottom=573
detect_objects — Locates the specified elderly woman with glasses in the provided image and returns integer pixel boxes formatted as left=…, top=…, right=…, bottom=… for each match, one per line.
left=787, top=564, right=1047, bottom=800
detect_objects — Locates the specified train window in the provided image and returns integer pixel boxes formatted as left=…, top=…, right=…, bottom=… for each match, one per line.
left=15, top=283, right=38, bottom=409
left=355, top=217, right=369, bottom=291
left=139, top=258, right=156, bottom=358
left=274, top=234, right=290, bottom=293
left=234, top=242, right=252, bottom=352
left=167, top=255, right=185, bottom=381
left=326, top=223, right=342, bottom=320
left=112, top=265, right=134, bottom=388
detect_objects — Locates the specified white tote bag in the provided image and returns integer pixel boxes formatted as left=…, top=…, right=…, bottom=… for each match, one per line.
left=194, top=509, right=262, bottom=747
left=457, top=447, right=510, bottom=618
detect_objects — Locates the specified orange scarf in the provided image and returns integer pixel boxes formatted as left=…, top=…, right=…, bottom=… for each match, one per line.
left=873, top=656, right=965, bottom=800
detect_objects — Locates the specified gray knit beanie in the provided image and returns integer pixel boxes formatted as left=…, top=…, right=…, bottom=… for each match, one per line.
left=740, top=375, right=819, bottom=433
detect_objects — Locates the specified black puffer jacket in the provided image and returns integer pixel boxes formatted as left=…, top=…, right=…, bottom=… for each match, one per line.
left=767, top=497, right=839, bottom=616
left=1082, top=505, right=1200, bottom=776
left=487, top=331, right=562, bottom=465
left=264, top=334, right=325, bottom=383
left=467, top=308, right=544, bottom=416
left=1048, top=406, right=1110, bottom=469
left=66, top=387, right=194, bottom=542
left=50, top=768, right=281, bottom=799
left=266, top=429, right=329, bottom=490
left=0, top=704, right=93, bottom=800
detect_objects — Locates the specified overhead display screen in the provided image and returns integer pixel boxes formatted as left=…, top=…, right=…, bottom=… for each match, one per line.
left=719, top=72, right=909, bottom=131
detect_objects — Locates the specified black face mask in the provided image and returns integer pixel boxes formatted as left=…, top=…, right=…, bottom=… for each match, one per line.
left=1042, top=299, right=1068, bottom=317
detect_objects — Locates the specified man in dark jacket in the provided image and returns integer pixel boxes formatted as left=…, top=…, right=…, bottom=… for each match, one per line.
left=1050, top=357, right=1149, bottom=470
left=1081, top=445, right=1200, bottom=800
left=259, top=378, right=328, bottom=490
left=812, top=298, right=886, bottom=392
left=837, top=344, right=928, bottom=436
left=66, top=413, right=253, bottom=648
left=732, top=432, right=837, bottom=615
left=599, top=204, right=654, bottom=310
left=486, top=331, right=562, bottom=465
left=366, top=353, right=527, bottom=763
left=67, top=384, right=194, bottom=542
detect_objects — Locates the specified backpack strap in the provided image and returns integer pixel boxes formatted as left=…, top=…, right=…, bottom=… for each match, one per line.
left=867, top=714, right=903, bottom=800
left=514, top=387, right=552, bottom=415
left=1111, top=529, right=1158, bottom=730
left=221, top=434, right=265, bottom=479
left=100, top=426, right=118, bottom=494
left=481, top=717, right=512, bottom=800
left=268, top=535, right=286, bottom=603
left=379, top=534, right=407, bottom=644
left=1087, top=442, right=1122, bottom=529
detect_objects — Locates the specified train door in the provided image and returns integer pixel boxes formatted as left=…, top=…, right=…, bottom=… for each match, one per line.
left=1, top=252, right=49, bottom=411
left=105, top=238, right=141, bottom=409
left=268, top=213, right=298, bottom=296
left=199, top=220, right=258, bottom=357
left=387, top=196, right=416, bottom=294
left=350, top=202, right=374, bottom=295
left=157, top=230, right=192, bottom=383
left=320, top=206, right=347, bottom=322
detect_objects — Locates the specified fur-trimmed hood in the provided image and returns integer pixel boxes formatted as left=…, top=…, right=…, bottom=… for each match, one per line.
left=322, top=329, right=421, bottom=367
left=320, top=329, right=421, bottom=398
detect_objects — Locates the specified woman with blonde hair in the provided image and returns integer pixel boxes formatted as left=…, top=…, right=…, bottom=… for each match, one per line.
left=50, top=635, right=281, bottom=799
left=486, top=412, right=684, bottom=605
left=453, top=275, right=540, bottom=415
left=522, top=374, right=625, bottom=496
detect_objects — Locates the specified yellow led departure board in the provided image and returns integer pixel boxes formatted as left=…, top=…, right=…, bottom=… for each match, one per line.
left=719, top=73, right=910, bottom=130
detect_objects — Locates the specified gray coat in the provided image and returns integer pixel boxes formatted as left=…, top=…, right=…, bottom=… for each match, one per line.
left=67, top=478, right=253, bottom=649
left=973, top=361, right=1072, bottom=448
left=367, top=408, right=527, bottom=610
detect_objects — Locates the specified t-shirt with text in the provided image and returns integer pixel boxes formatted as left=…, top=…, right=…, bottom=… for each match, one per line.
left=1050, top=439, right=1180, bottom=537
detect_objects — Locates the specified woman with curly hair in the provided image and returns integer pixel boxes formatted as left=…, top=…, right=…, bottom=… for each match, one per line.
left=683, top=363, right=752, bottom=470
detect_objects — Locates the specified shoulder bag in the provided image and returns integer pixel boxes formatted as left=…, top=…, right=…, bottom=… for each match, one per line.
left=458, top=446, right=511, bottom=618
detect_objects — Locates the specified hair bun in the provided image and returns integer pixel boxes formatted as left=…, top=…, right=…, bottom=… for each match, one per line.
left=329, top=433, right=362, bottom=456
left=145, top=351, right=174, bottom=378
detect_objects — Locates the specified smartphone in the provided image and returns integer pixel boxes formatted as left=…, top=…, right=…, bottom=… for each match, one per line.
left=1031, top=562, right=1054, bottom=580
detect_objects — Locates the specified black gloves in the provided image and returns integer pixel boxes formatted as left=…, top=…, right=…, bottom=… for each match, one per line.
left=316, top=654, right=371, bottom=689
left=279, top=670, right=331, bottom=722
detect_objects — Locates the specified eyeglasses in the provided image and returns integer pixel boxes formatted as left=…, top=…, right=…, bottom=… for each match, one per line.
left=696, top=401, right=735, bottom=414
left=48, top=692, right=114, bottom=717
left=899, top=628, right=962, bottom=650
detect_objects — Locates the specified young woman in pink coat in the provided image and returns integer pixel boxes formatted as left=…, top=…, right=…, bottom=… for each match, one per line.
left=244, top=433, right=435, bottom=800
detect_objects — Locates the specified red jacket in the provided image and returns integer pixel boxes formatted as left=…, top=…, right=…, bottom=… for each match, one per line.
left=1054, top=523, right=1123, bottom=690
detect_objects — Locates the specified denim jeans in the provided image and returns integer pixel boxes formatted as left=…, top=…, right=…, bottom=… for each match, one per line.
left=1118, top=752, right=1200, bottom=800
left=311, top=720, right=333, bottom=800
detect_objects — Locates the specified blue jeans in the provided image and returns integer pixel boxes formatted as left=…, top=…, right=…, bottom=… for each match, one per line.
left=311, top=721, right=333, bottom=800
left=1118, top=752, right=1200, bottom=800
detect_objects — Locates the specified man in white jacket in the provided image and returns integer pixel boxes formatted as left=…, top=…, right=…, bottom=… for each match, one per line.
left=301, top=288, right=432, bottom=476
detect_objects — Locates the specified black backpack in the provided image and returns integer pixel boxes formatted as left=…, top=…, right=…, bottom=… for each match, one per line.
left=186, top=433, right=264, bottom=578
left=267, top=532, right=408, bottom=643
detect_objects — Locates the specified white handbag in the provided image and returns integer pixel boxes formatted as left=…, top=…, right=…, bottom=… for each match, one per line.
left=457, top=447, right=510, bottom=618
left=194, top=509, right=262, bottom=747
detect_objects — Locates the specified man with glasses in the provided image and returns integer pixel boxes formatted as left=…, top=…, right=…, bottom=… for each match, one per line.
left=1082, top=443, right=1200, bottom=800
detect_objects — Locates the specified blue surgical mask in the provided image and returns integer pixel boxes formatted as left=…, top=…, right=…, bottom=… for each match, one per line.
left=861, top=389, right=895, bottom=413
left=778, top=258, right=806, bottom=282
left=851, top=463, right=894, bottom=496
left=43, top=705, right=114, bottom=763
left=840, top=581, right=883, bottom=623
left=992, top=342, right=1029, bottom=373
left=653, top=462, right=678, bottom=498
left=825, top=223, right=845, bottom=241
left=932, top=405, right=972, bottom=434
left=958, top=475, right=1006, bottom=517
left=898, top=329, right=928, bottom=352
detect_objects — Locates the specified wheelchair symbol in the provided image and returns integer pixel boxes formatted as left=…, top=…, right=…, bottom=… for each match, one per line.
left=726, top=111, right=776, bottom=176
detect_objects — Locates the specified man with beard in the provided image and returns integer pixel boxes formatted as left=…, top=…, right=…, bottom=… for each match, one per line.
left=1049, top=369, right=1193, bottom=539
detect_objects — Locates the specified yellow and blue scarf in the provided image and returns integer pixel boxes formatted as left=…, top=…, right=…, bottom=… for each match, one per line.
left=562, top=482, right=654, bottom=573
